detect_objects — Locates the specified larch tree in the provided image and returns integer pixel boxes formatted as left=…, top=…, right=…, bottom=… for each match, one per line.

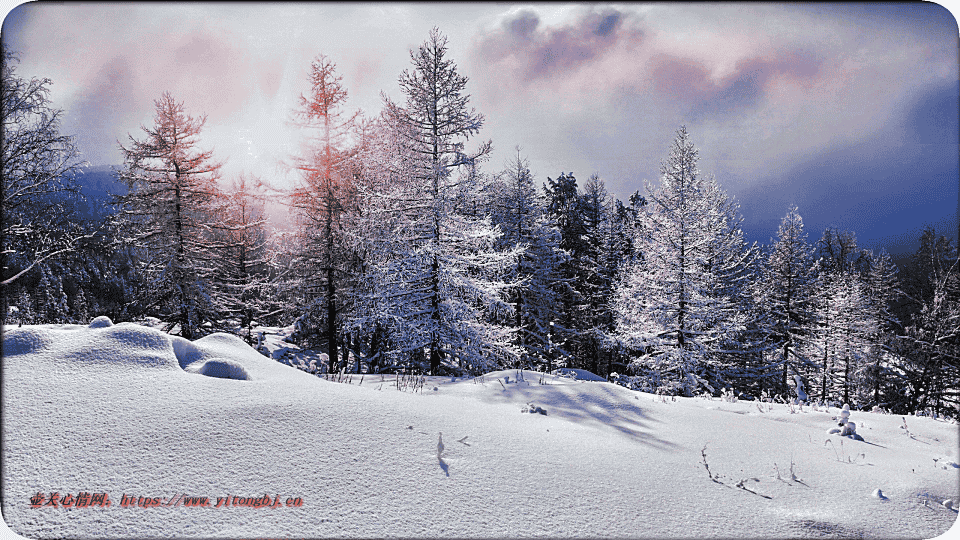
left=861, top=248, right=901, bottom=407
left=289, top=54, right=361, bottom=371
left=613, top=126, right=756, bottom=395
left=807, top=269, right=875, bottom=405
left=896, top=228, right=960, bottom=416
left=370, top=27, right=515, bottom=374
left=115, top=91, right=223, bottom=339
left=756, top=207, right=819, bottom=396
left=209, top=173, right=271, bottom=343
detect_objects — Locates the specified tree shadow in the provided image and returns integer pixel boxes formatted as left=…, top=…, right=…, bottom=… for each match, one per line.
left=476, top=380, right=678, bottom=450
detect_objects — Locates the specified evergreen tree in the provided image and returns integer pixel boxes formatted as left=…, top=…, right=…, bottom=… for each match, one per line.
left=543, top=171, right=589, bottom=367
left=488, top=149, right=565, bottom=368
left=115, top=92, right=223, bottom=339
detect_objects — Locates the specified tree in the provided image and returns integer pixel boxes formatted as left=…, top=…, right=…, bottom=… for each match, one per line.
left=488, top=149, right=565, bottom=368
left=115, top=92, right=223, bottom=339
left=895, top=228, right=960, bottom=417
left=288, top=54, right=362, bottom=370
left=806, top=269, right=875, bottom=405
left=860, top=248, right=901, bottom=407
left=543, top=172, right=589, bottom=367
left=363, top=28, right=514, bottom=374
left=756, top=207, right=818, bottom=395
left=613, top=126, right=757, bottom=395
left=209, top=174, right=271, bottom=343
left=1, top=46, right=90, bottom=297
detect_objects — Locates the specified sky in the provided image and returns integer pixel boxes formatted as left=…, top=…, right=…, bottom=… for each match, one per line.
left=1, top=2, right=958, bottom=257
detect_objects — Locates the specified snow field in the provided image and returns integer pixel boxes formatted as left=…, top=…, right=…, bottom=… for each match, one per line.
left=2, top=321, right=958, bottom=538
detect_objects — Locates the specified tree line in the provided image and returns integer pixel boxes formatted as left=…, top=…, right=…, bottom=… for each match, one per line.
left=2, top=32, right=957, bottom=418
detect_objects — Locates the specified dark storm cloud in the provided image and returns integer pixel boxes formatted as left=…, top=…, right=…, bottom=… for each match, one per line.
left=905, top=79, right=960, bottom=145
left=477, top=7, right=642, bottom=83
left=740, top=106, right=959, bottom=257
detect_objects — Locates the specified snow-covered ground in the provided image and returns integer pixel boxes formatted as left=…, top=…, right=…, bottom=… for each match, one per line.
left=2, top=318, right=959, bottom=539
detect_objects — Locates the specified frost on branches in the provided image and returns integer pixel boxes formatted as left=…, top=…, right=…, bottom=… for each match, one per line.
left=115, top=92, right=223, bottom=339
left=613, top=127, right=757, bottom=395
left=351, top=28, right=517, bottom=375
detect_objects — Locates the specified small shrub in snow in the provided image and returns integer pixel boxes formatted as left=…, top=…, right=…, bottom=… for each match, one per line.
left=827, top=404, right=863, bottom=440
left=793, top=375, right=808, bottom=403
left=521, top=403, right=547, bottom=415
left=899, top=417, right=917, bottom=440
left=700, top=444, right=721, bottom=484
left=721, top=387, right=737, bottom=403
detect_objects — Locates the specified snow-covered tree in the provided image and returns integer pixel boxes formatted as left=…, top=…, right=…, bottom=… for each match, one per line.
left=487, top=149, right=565, bottom=368
left=1, top=46, right=91, bottom=300
left=115, top=92, right=223, bottom=339
left=288, top=54, right=362, bottom=369
left=543, top=172, right=589, bottom=367
left=358, top=28, right=515, bottom=374
left=756, top=207, right=819, bottom=395
left=613, top=126, right=757, bottom=395
left=895, top=228, right=960, bottom=417
left=209, top=174, right=271, bottom=343
left=807, top=270, right=875, bottom=405
left=860, top=248, right=901, bottom=407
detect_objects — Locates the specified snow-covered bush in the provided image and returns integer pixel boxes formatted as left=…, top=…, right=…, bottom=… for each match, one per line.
left=521, top=403, right=547, bottom=415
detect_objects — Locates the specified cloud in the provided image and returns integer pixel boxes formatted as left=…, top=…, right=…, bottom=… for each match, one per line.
left=904, top=79, right=960, bottom=145
left=64, top=55, right=140, bottom=165
left=686, top=48, right=822, bottom=118
left=476, top=7, right=643, bottom=85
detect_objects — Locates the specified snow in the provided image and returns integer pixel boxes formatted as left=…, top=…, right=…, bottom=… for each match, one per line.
left=3, top=321, right=959, bottom=539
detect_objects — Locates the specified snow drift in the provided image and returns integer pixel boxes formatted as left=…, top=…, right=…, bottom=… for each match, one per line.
left=2, top=320, right=958, bottom=539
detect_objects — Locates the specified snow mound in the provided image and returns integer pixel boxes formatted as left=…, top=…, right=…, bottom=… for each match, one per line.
left=88, top=315, right=113, bottom=328
left=76, top=323, right=182, bottom=370
left=2, top=326, right=54, bottom=356
left=186, top=358, right=250, bottom=380
left=170, top=335, right=209, bottom=369
left=552, top=367, right=607, bottom=381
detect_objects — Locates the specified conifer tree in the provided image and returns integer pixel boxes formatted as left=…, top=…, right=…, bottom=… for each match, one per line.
left=613, top=126, right=756, bottom=395
left=756, top=207, right=818, bottom=395
left=210, top=174, right=271, bottom=343
left=488, top=149, right=565, bottom=368
left=364, top=28, right=515, bottom=374
left=289, top=54, right=361, bottom=369
left=861, top=248, right=901, bottom=407
left=116, top=92, right=223, bottom=339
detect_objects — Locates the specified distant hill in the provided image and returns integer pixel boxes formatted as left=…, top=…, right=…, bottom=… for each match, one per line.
left=70, top=164, right=126, bottom=220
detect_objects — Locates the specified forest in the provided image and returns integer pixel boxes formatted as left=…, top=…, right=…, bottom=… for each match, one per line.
left=2, top=30, right=958, bottom=419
